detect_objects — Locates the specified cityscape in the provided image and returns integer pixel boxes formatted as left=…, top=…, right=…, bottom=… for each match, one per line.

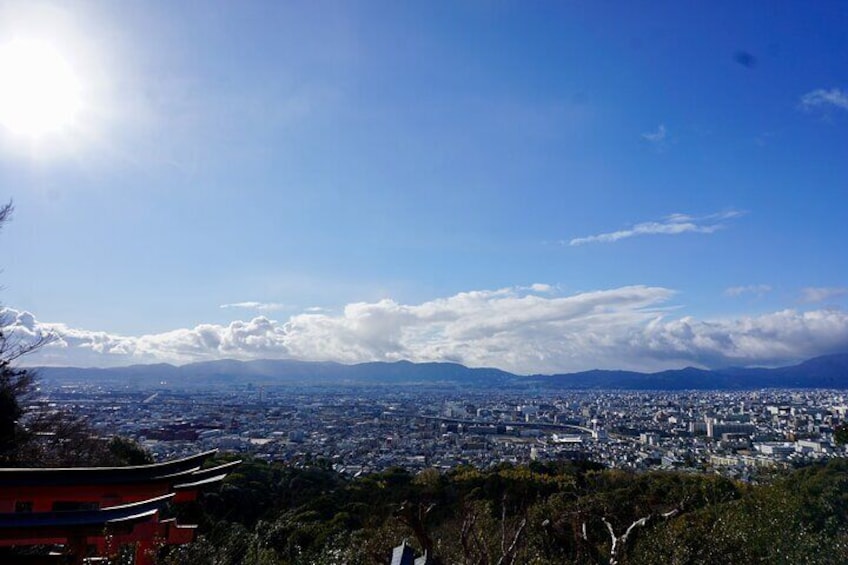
left=42, top=377, right=848, bottom=482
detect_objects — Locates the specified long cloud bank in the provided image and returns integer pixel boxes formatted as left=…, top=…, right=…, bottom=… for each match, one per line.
left=3, top=285, right=848, bottom=374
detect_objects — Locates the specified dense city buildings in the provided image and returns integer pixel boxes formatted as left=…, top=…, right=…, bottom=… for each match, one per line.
left=40, top=381, right=847, bottom=481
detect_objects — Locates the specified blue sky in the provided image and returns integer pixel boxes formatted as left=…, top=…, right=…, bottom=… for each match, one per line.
left=1, top=1, right=847, bottom=373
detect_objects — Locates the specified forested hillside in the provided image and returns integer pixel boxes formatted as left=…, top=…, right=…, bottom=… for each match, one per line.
left=163, top=456, right=848, bottom=564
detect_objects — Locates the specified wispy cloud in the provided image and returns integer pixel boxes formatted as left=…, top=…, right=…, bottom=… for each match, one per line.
left=220, top=301, right=288, bottom=312
left=725, top=284, right=772, bottom=298
left=8, top=282, right=848, bottom=374
left=800, top=287, right=848, bottom=304
left=799, top=88, right=848, bottom=111
left=642, top=124, right=667, bottom=143
left=569, top=210, right=743, bottom=247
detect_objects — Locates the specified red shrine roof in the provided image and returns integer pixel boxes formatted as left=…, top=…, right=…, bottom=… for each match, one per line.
left=0, top=450, right=239, bottom=564
left=0, top=448, right=218, bottom=486
left=0, top=494, right=173, bottom=537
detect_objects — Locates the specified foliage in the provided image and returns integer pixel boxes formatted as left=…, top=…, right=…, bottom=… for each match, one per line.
left=834, top=423, right=848, bottom=445
left=0, top=202, right=45, bottom=464
left=161, top=457, right=848, bottom=565
left=630, top=460, right=848, bottom=564
left=0, top=358, right=34, bottom=464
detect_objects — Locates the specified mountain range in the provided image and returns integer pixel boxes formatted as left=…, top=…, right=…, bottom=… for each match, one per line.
left=31, top=353, right=848, bottom=390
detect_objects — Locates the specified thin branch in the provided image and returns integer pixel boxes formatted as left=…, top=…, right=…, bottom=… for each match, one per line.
left=0, top=201, right=13, bottom=228
left=460, top=510, right=477, bottom=563
left=500, top=496, right=507, bottom=556
left=495, top=518, right=527, bottom=565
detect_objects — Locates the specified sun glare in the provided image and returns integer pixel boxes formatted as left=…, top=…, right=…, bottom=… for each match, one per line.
left=0, top=38, right=82, bottom=139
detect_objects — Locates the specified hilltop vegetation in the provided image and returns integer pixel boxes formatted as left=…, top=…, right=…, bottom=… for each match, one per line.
left=163, top=456, right=848, bottom=565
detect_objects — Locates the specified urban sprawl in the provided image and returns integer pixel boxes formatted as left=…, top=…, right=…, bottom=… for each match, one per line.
left=42, top=382, right=848, bottom=481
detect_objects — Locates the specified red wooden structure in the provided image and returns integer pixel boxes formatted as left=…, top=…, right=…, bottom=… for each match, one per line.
left=0, top=449, right=239, bottom=564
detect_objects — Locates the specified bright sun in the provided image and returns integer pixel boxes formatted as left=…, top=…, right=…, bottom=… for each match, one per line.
left=0, top=38, right=82, bottom=139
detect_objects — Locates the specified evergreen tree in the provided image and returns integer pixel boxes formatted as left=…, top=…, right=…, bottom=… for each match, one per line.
left=0, top=202, right=52, bottom=465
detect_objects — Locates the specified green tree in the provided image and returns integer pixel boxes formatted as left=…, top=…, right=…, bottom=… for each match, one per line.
left=834, top=423, right=848, bottom=445
left=0, top=361, right=31, bottom=463
left=0, top=202, right=54, bottom=465
left=106, top=436, right=155, bottom=465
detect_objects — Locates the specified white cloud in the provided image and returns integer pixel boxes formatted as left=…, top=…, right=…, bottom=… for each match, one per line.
left=220, top=301, right=287, bottom=312
left=800, top=88, right=848, bottom=111
left=800, top=287, right=848, bottom=304
left=6, top=284, right=848, bottom=374
left=642, top=124, right=667, bottom=142
left=634, top=309, right=848, bottom=369
left=569, top=210, right=742, bottom=246
left=724, top=284, right=772, bottom=297
left=520, top=283, right=553, bottom=293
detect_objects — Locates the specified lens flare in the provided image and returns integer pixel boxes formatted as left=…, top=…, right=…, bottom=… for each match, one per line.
left=0, top=38, right=82, bottom=139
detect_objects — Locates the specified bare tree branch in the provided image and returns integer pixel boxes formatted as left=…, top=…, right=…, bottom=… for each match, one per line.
left=495, top=517, right=526, bottom=565
left=0, top=201, right=12, bottom=228
left=602, top=500, right=686, bottom=565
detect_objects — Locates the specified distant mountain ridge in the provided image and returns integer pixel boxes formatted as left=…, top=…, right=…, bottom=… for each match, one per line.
left=33, top=353, right=848, bottom=390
